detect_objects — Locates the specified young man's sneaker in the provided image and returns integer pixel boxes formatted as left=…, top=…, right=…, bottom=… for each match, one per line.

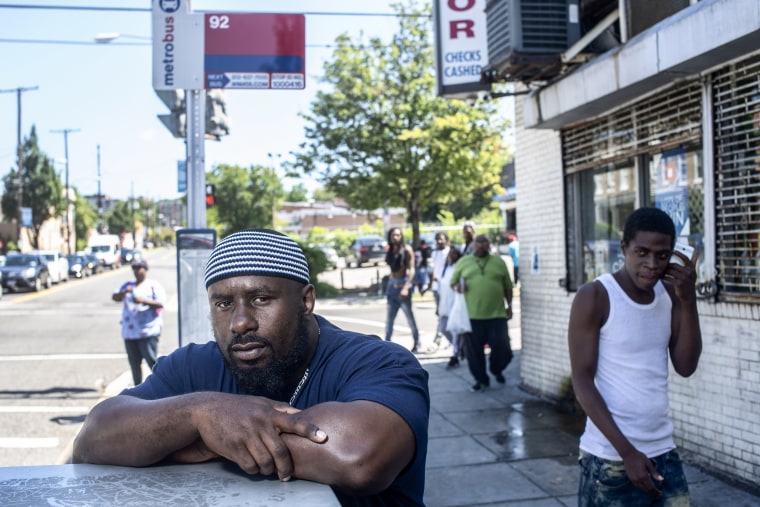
left=494, top=373, right=506, bottom=384
left=470, top=382, right=488, bottom=393
left=446, top=356, right=460, bottom=369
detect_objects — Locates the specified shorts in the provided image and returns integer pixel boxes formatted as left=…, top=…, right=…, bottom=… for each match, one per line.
left=578, top=449, right=689, bottom=507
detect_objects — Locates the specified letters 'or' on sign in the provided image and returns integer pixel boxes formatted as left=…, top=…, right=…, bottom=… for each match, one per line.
left=204, top=13, right=306, bottom=90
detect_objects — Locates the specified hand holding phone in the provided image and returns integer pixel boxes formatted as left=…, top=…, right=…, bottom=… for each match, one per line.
left=670, top=242, right=695, bottom=266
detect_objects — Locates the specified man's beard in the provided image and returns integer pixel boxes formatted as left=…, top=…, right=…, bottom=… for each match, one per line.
left=217, top=313, right=311, bottom=398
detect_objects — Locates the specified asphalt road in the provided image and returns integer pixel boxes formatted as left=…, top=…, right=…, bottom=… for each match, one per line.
left=0, top=248, right=179, bottom=467
left=0, top=253, right=434, bottom=467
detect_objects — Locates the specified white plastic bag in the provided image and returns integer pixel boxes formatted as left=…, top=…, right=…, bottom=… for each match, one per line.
left=446, top=293, right=471, bottom=335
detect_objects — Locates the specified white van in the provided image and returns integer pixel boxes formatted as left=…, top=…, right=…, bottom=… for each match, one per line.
left=86, top=234, right=121, bottom=269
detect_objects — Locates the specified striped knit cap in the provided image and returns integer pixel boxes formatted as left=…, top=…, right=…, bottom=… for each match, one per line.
left=204, top=229, right=310, bottom=288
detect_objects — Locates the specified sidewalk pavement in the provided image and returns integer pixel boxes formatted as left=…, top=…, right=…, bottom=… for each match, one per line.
left=417, top=347, right=760, bottom=506
left=414, top=291, right=760, bottom=506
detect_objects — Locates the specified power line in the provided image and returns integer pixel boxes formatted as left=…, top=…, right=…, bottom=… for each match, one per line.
left=0, top=4, right=422, bottom=17
left=0, top=38, right=397, bottom=49
left=0, top=38, right=149, bottom=46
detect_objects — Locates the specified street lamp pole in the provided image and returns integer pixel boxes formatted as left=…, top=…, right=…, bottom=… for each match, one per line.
left=51, top=127, right=80, bottom=254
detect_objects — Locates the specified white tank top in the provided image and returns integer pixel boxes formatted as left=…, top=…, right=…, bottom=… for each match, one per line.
left=579, top=273, right=676, bottom=460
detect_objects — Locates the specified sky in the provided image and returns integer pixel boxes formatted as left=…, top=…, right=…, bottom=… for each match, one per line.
left=0, top=0, right=512, bottom=203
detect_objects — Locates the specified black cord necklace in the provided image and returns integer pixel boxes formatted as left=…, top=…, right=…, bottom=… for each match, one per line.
left=475, top=255, right=490, bottom=276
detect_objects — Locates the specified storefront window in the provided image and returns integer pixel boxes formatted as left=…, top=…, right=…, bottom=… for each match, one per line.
left=648, top=148, right=705, bottom=284
left=575, top=161, right=637, bottom=285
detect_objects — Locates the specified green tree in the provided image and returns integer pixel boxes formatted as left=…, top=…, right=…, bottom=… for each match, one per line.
left=285, top=183, right=309, bottom=202
left=105, top=200, right=134, bottom=237
left=291, top=0, right=509, bottom=246
left=73, top=190, right=98, bottom=251
left=312, top=186, right=336, bottom=202
left=1, top=126, right=64, bottom=248
left=206, top=164, right=284, bottom=238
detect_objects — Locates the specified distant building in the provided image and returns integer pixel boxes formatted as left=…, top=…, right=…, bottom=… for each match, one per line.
left=278, top=200, right=406, bottom=237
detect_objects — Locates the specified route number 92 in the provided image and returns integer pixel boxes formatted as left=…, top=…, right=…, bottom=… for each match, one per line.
left=208, top=15, right=230, bottom=29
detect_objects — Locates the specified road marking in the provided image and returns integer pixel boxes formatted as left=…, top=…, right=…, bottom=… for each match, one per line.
left=319, top=314, right=386, bottom=329
left=0, top=406, right=90, bottom=413
left=0, top=437, right=59, bottom=448
left=0, top=353, right=126, bottom=361
left=320, top=314, right=415, bottom=339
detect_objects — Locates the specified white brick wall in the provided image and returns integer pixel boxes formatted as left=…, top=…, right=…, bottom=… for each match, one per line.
left=515, top=93, right=760, bottom=487
left=513, top=94, right=574, bottom=399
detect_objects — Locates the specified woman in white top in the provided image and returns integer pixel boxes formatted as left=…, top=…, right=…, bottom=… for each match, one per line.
left=436, top=248, right=464, bottom=368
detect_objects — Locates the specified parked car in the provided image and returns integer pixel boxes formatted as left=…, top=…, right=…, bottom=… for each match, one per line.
left=83, top=253, right=103, bottom=275
left=67, top=254, right=92, bottom=279
left=317, top=245, right=340, bottom=270
left=0, top=253, right=52, bottom=292
left=345, top=235, right=388, bottom=268
left=30, top=250, right=69, bottom=284
left=121, top=248, right=142, bottom=264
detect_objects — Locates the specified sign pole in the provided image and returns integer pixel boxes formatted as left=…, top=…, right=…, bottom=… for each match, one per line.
left=186, top=89, right=206, bottom=229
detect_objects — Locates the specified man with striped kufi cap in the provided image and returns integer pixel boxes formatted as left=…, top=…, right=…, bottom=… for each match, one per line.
left=74, top=229, right=430, bottom=506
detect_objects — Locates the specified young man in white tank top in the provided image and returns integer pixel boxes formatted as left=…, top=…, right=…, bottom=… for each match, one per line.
left=568, top=207, right=702, bottom=506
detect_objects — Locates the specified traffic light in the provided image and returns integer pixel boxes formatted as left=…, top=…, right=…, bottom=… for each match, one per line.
left=156, top=89, right=186, bottom=138
left=205, top=183, right=215, bottom=207
left=205, top=89, right=230, bottom=141
left=155, top=90, right=230, bottom=140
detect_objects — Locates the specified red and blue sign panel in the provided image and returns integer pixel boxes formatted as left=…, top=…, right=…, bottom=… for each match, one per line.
left=204, top=13, right=305, bottom=90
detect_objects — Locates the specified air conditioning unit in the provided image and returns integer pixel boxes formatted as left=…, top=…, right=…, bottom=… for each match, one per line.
left=483, top=0, right=581, bottom=83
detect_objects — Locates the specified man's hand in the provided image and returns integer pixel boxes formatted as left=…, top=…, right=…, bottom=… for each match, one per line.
left=192, top=393, right=327, bottom=481
left=664, top=251, right=697, bottom=301
left=622, top=449, right=663, bottom=496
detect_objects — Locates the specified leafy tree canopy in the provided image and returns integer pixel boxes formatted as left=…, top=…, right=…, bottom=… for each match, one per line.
left=290, top=0, right=510, bottom=245
left=1, top=125, right=64, bottom=248
left=206, top=164, right=284, bottom=238
left=73, top=190, right=98, bottom=251
left=285, top=183, right=309, bottom=202
left=105, top=200, right=135, bottom=237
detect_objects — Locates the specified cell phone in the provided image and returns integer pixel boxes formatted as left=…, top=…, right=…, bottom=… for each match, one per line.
left=669, top=242, right=695, bottom=266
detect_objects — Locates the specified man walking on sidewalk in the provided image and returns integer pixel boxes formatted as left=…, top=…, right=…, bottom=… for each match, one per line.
left=450, top=234, right=513, bottom=392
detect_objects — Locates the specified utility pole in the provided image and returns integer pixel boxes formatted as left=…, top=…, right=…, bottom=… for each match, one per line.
left=0, top=85, right=38, bottom=247
left=51, top=128, right=80, bottom=254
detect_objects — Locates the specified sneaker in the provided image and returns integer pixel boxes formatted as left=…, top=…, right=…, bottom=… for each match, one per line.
left=494, top=373, right=506, bottom=384
left=470, top=382, right=488, bottom=392
left=446, top=356, right=460, bottom=369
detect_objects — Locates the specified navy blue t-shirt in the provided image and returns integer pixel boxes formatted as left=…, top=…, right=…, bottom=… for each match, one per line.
left=123, top=315, right=430, bottom=506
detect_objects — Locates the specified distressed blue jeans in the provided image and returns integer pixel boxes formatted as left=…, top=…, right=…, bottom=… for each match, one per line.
left=578, top=449, right=689, bottom=507
left=385, top=279, right=420, bottom=348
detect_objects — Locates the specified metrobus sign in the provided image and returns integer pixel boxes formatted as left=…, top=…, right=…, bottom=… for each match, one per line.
left=152, top=0, right=305, bottom=90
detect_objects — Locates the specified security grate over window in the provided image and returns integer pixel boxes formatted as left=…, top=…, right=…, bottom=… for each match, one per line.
left=563, top=82, right=702, bottom=174
left=712, top=54, right=760, bottom=299
left=562, top=80, right=702, bottom=291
